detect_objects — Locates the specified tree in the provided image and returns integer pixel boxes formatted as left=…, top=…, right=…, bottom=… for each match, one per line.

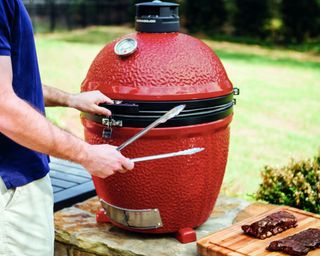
left=184, top=0, right=227, bottom=34
left=233, top=0, right=271, bottom=38
left=281, top=0, right=320, bottom=43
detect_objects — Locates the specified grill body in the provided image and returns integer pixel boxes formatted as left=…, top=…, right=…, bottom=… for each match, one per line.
left=81, top=31, right=234, bottom=236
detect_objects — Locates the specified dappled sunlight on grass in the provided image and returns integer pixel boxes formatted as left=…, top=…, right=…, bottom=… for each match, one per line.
left=224, top=61, right=320, bottom=198
left=37, top=26, right=134, bottom=45
left=205, top=39, right=320, bottom=64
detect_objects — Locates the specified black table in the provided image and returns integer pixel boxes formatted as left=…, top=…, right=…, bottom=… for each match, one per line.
left=49, top=157, right=96, bottom=211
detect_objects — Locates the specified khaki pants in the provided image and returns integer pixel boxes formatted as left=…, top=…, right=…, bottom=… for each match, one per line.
left=0, top=174, right=54, bottom=256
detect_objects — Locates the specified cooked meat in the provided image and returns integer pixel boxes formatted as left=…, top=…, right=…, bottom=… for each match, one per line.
left=241, top=211, right=297, bottom=239
left=267, top=228, right=320, bottom=256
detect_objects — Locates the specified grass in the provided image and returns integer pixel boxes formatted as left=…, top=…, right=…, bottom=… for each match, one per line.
left=35, top=26, right=320, bottom=198
left=207, top=34, right=320, bottom=54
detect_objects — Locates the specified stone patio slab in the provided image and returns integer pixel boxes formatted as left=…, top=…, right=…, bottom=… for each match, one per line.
left=54, top=196, right=250, bottom=256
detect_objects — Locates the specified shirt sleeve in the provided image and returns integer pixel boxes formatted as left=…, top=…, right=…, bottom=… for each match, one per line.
left=0, top=0, right=14, bottom=56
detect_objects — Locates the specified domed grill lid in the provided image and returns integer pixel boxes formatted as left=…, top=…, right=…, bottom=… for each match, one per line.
left=135, top=0, right=180, bottom=33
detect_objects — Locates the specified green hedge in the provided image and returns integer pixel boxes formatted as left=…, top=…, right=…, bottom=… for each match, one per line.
left=182, top=0, right=320, bottom=44
left=255, top=153, right=320, bottom=213
left=27, top=0, right=320, bottom=44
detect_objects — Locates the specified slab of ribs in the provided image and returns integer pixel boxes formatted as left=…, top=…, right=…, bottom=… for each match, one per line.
left=267, top=228, right=320, bottom=255
left=241, top=211, right=298, bottom=239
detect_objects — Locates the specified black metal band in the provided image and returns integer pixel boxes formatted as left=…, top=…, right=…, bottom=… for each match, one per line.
left=82, top=100, right=233, bottom=128
left=99, top=93, right=234, bottom=112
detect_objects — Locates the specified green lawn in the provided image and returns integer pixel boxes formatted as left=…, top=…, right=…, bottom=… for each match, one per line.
left=35, top=26, right=320, bottom=198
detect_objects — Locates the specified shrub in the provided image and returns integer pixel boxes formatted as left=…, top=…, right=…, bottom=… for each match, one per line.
left=184, top=0, right=227, bottom=34
left=281, top=0, right=320, bottom=43
left=255, top=153, right=320, bottom=214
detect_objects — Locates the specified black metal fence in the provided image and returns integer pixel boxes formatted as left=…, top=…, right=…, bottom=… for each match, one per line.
left=24, top=0, right=133, bottom=32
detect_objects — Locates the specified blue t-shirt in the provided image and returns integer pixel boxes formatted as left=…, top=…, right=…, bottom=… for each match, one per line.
left=0, top=0, right=49, bottom=189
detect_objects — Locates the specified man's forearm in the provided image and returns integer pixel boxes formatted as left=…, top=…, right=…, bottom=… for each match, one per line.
left=42, top=85, right=112, bottom=116
left=0, top=56, right=132, bottom=178
left=42, top=84, right=72, bottom=107
left=0, top=92, right=87, bottom=163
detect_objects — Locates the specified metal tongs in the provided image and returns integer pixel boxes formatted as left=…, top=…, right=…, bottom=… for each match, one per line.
left=116, top=104, right=205, bottom=162
left=131, top=147, right=204, bottom=163
left=117, top=104, right=185, bottom=151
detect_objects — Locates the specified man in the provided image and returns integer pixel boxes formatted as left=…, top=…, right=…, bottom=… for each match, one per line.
left=0, top=0, right=134, bottom=255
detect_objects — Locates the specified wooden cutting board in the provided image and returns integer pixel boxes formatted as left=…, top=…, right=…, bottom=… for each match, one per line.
left=197, top=206, right=320, bottom=256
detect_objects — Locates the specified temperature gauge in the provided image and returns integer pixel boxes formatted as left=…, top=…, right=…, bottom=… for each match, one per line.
left=114, top=38, right=138, bottom=57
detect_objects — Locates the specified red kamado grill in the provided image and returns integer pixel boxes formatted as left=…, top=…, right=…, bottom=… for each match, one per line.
left=81, top=0, right=238, bottom=243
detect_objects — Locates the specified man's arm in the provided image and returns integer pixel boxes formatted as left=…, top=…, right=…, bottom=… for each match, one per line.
left=0, top=56, right=134, bottom=177
left=42, top=85, right=112, bottom=116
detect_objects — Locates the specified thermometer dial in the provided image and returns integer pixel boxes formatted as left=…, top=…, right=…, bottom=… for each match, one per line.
left=114, top=38, right=138, bottom=57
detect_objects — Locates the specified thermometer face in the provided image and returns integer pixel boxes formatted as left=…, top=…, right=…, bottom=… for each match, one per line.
left=114, top=38, right=138, bottom=56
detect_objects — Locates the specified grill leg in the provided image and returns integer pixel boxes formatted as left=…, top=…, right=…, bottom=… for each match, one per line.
left=96, top=209, right=111, bottom=223
left=175, top=228, right=197, bottom=243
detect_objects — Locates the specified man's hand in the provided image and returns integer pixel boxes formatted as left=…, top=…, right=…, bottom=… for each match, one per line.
left=80, top=144, right=134, bottom=178
left=68, top=90, right=113, bottom=116
left=43, top=86, right=113, bottom=116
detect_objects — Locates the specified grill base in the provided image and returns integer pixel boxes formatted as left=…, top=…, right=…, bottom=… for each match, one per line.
left=82, top=115, right=232, bottom=234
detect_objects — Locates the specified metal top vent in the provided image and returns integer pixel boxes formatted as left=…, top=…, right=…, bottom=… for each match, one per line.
left=135, top=0, right=180, bottom=33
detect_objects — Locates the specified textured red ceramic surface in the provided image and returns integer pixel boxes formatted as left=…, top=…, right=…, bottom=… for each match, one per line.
left=81, top=32, right=234, bottom=234
left=81, top=33, right=233, bottom=101
left=82, top=116, right=232, bottom=233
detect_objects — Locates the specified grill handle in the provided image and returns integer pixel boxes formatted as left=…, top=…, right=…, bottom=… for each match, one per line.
left=100, top=199, right=163, bottom=229
left=99, top=103, right=140, bottom=114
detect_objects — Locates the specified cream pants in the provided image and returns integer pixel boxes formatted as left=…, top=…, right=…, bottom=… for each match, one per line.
left=0, top=174, right=54, bottom=256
